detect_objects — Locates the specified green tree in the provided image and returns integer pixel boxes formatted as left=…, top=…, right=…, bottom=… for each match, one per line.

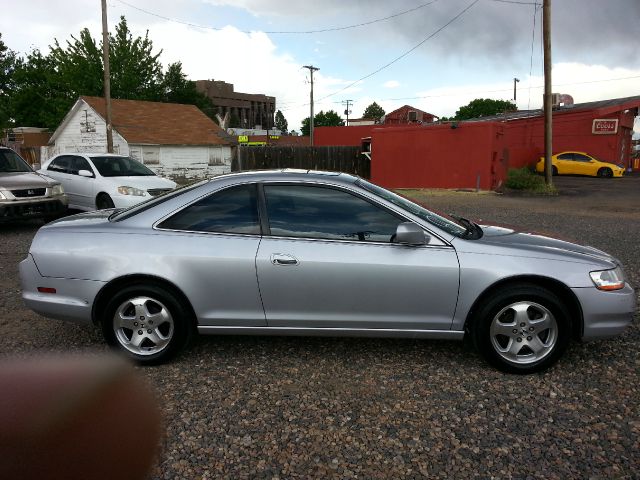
left=451, top=98, right=517, bottom=121
left=274, top=109, right=288, bottom=133
left=10, top=50, right=70, bottom=129
left=301, top=110, right=344, bottom=136
left=362, top=101, right=385, bottom=121
left=162, top=61, right=216, bottom=118
left=49, top=28, right=103, bottom=99
left=108, top=17, right=163, bottom=100
left=0, top=33, right=17, bottom=129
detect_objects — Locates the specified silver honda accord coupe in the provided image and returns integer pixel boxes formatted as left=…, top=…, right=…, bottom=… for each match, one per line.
left=19, top=170, right=635, bottom=373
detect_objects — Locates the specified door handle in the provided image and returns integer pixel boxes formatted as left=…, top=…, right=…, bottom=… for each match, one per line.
left=270, top=253, right=299, bottom=266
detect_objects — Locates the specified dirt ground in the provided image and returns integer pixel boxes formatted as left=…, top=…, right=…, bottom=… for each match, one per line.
left=1, top=173, right=639, bottom=479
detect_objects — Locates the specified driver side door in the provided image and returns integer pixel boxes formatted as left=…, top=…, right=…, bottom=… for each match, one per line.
left=255, top=183, right=460, bottom=331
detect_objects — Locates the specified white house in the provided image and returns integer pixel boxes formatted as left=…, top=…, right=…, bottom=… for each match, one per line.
left=46, top=96, right=235, bottom=181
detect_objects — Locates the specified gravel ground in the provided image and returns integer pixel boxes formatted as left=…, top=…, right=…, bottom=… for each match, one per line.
left=1, top=175, right=638, bottom=479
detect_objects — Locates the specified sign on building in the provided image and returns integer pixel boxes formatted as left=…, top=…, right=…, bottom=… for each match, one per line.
left=592, top=119, right=619, bottom=135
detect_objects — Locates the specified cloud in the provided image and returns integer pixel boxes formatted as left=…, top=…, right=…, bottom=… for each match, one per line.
left=383, top=80, right=400, bottom=89
left=204, top=0, right=640, bottom=69
left=412, top=62, right=640, bottom=118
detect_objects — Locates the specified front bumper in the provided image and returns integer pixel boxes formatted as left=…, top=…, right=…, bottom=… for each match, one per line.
left=572, top=284, right=636, bottom=340
left=111, top=193, right=150, bottom=209
left=19, top=254, right=104, bottom=326
left=0, top=198, right=67, bottom=222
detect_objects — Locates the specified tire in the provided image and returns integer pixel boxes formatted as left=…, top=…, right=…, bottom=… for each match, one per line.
left=597, top=168, right=613, bottom=178
left=471, top=284, right=570, bottom=374
left=101, top=284, right=193, bottom=365
left=96, top=193, right=115, bottom=210
left=552, top=166, right=558, bottom=176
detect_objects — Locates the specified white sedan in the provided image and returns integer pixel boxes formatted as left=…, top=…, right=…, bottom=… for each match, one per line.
left=39, top=153, right=176, bottom=210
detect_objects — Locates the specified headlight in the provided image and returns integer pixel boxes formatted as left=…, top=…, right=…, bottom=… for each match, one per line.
left=51, top=184, right=64, bottom=196
left=117, top=186, right=146, bottom=196
left=590, top=266, right=625, bottom=291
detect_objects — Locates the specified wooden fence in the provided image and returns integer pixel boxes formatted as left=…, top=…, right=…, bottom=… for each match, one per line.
left=232, top=146, right=370, bottom=178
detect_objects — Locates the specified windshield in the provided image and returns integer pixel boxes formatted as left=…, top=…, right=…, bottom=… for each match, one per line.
left=110, top=180, right=208, bottom=222
left=0, top=149, right=33, bottom=173
left=356, top=178, right=467, bottom=237
left=91, top=156, right=156, bottom=177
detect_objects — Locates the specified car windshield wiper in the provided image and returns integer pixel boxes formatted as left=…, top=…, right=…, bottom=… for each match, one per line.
left=449, top=214, right=483, bottom=239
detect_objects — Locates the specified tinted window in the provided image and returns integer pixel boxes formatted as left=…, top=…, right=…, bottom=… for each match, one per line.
left=573, top=154, right=592, bottom=162
left=557, top=153, right=573, bottom=161
left=91, top=156, right=156, bottom=177
left=158, top=184, right=260, bottom=234
left=356, top=178, right=466, bottom=237
left=70, top=156, right=93, bottom=174
left=48, top=156, right=72, bottom=173
left=264, top=185, right=402, bottom=242
left=0, top=149, right=32, bottom=173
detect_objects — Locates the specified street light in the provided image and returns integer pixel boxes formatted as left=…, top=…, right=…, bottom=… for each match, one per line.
left=513, top=77, right=520, bottom=102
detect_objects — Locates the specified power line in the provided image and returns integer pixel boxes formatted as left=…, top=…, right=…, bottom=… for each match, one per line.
left=114, top=0, right=441, bottom=35
left=490, top=0, right=541, bottom=5
left=314, top=0, right=481, bottom=103
left=277, top=75, right=640, bottom=112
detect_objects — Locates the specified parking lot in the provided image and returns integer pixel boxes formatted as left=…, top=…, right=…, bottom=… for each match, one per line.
left=1, top=174, right=639, bottom=479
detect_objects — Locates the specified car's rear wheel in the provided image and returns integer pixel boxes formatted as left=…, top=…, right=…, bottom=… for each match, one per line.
left=472, top=284, right=570, bottom=374
left=101, top=284, right=192, bottom=365
left=96, top=193, right=115, bottom=210
left=597, top=167, right=613, bottom=178
left=552, top=166, right=558, bottom=176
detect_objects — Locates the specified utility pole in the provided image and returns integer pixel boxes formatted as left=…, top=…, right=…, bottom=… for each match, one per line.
left=513, top=77, right=520, bottom=102
left=342, top=99, right=353, bottom=127
left=101, top=0, right=114, bottom=153
left=303, top=65, right=319, bottom=145
left=543, top=0, right=552, bottom=186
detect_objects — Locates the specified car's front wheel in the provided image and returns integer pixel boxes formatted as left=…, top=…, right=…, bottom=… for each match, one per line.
left=472, top=284, right=570, bottom=374
left=597, top=167, right=613, bottom=178
left=96, top=193, right=115, bottom=210
left=101, top=284, right=192, bottom=364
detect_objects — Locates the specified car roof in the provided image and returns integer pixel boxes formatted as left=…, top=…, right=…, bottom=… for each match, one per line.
left=209, top=169, right=359, bottom=185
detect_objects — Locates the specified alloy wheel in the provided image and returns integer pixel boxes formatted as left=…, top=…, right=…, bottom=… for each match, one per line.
left=489, top=301, right=558, bottom=365
left=113, top=296, right=174, bottom=356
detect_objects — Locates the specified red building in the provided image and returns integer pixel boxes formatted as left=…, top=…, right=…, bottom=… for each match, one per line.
left=315, top=95, right=640, bottom=190
left=475, top=95, right=639, bottom=171
left=384, top=105, right=437, bottom=125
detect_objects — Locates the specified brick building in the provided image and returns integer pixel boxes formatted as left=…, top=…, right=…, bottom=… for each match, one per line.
left=196, top=80, right=275, bottom=129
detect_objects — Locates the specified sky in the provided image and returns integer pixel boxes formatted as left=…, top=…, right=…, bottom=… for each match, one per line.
left=1, top=0, right=639, bottom=135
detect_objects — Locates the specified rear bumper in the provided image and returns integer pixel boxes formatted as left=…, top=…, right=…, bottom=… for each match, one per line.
left=19, top=254, right=104, bottom=326
left=572, top=284, right=636, bottom=340
left=0, top=198, right=67, bottom=221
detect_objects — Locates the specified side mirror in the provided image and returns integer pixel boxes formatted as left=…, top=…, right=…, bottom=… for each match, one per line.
left=78, top=169, right=94, bottom=178
left=394, top=222, right=429, bottom=245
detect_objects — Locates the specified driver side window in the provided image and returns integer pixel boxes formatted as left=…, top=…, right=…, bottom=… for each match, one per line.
left=264, top=185, right=403, bottom=242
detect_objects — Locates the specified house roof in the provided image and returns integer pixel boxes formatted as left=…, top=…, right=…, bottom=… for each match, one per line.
left=464, top=95, right=640, bottom=123
left=386, top=105, right=437, bottom=118
left=51, top=96, right=232, bottom=146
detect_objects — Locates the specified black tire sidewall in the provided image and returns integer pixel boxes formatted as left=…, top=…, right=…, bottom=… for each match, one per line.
left=96, top=194, right=115, bottom=210
left=472, top=285, right=571, bottom=374
left=101, top=284, right=191, bottom=365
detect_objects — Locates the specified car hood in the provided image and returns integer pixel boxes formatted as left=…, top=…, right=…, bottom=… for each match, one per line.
left=100, top=175, right=176, bottom=189
left=0, top=171, right=59, bottom=189
left=473, top=224, right=617, bottom=265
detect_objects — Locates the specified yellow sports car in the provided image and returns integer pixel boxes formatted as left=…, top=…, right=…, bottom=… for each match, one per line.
left=535, top=151, right=625, bottom=178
